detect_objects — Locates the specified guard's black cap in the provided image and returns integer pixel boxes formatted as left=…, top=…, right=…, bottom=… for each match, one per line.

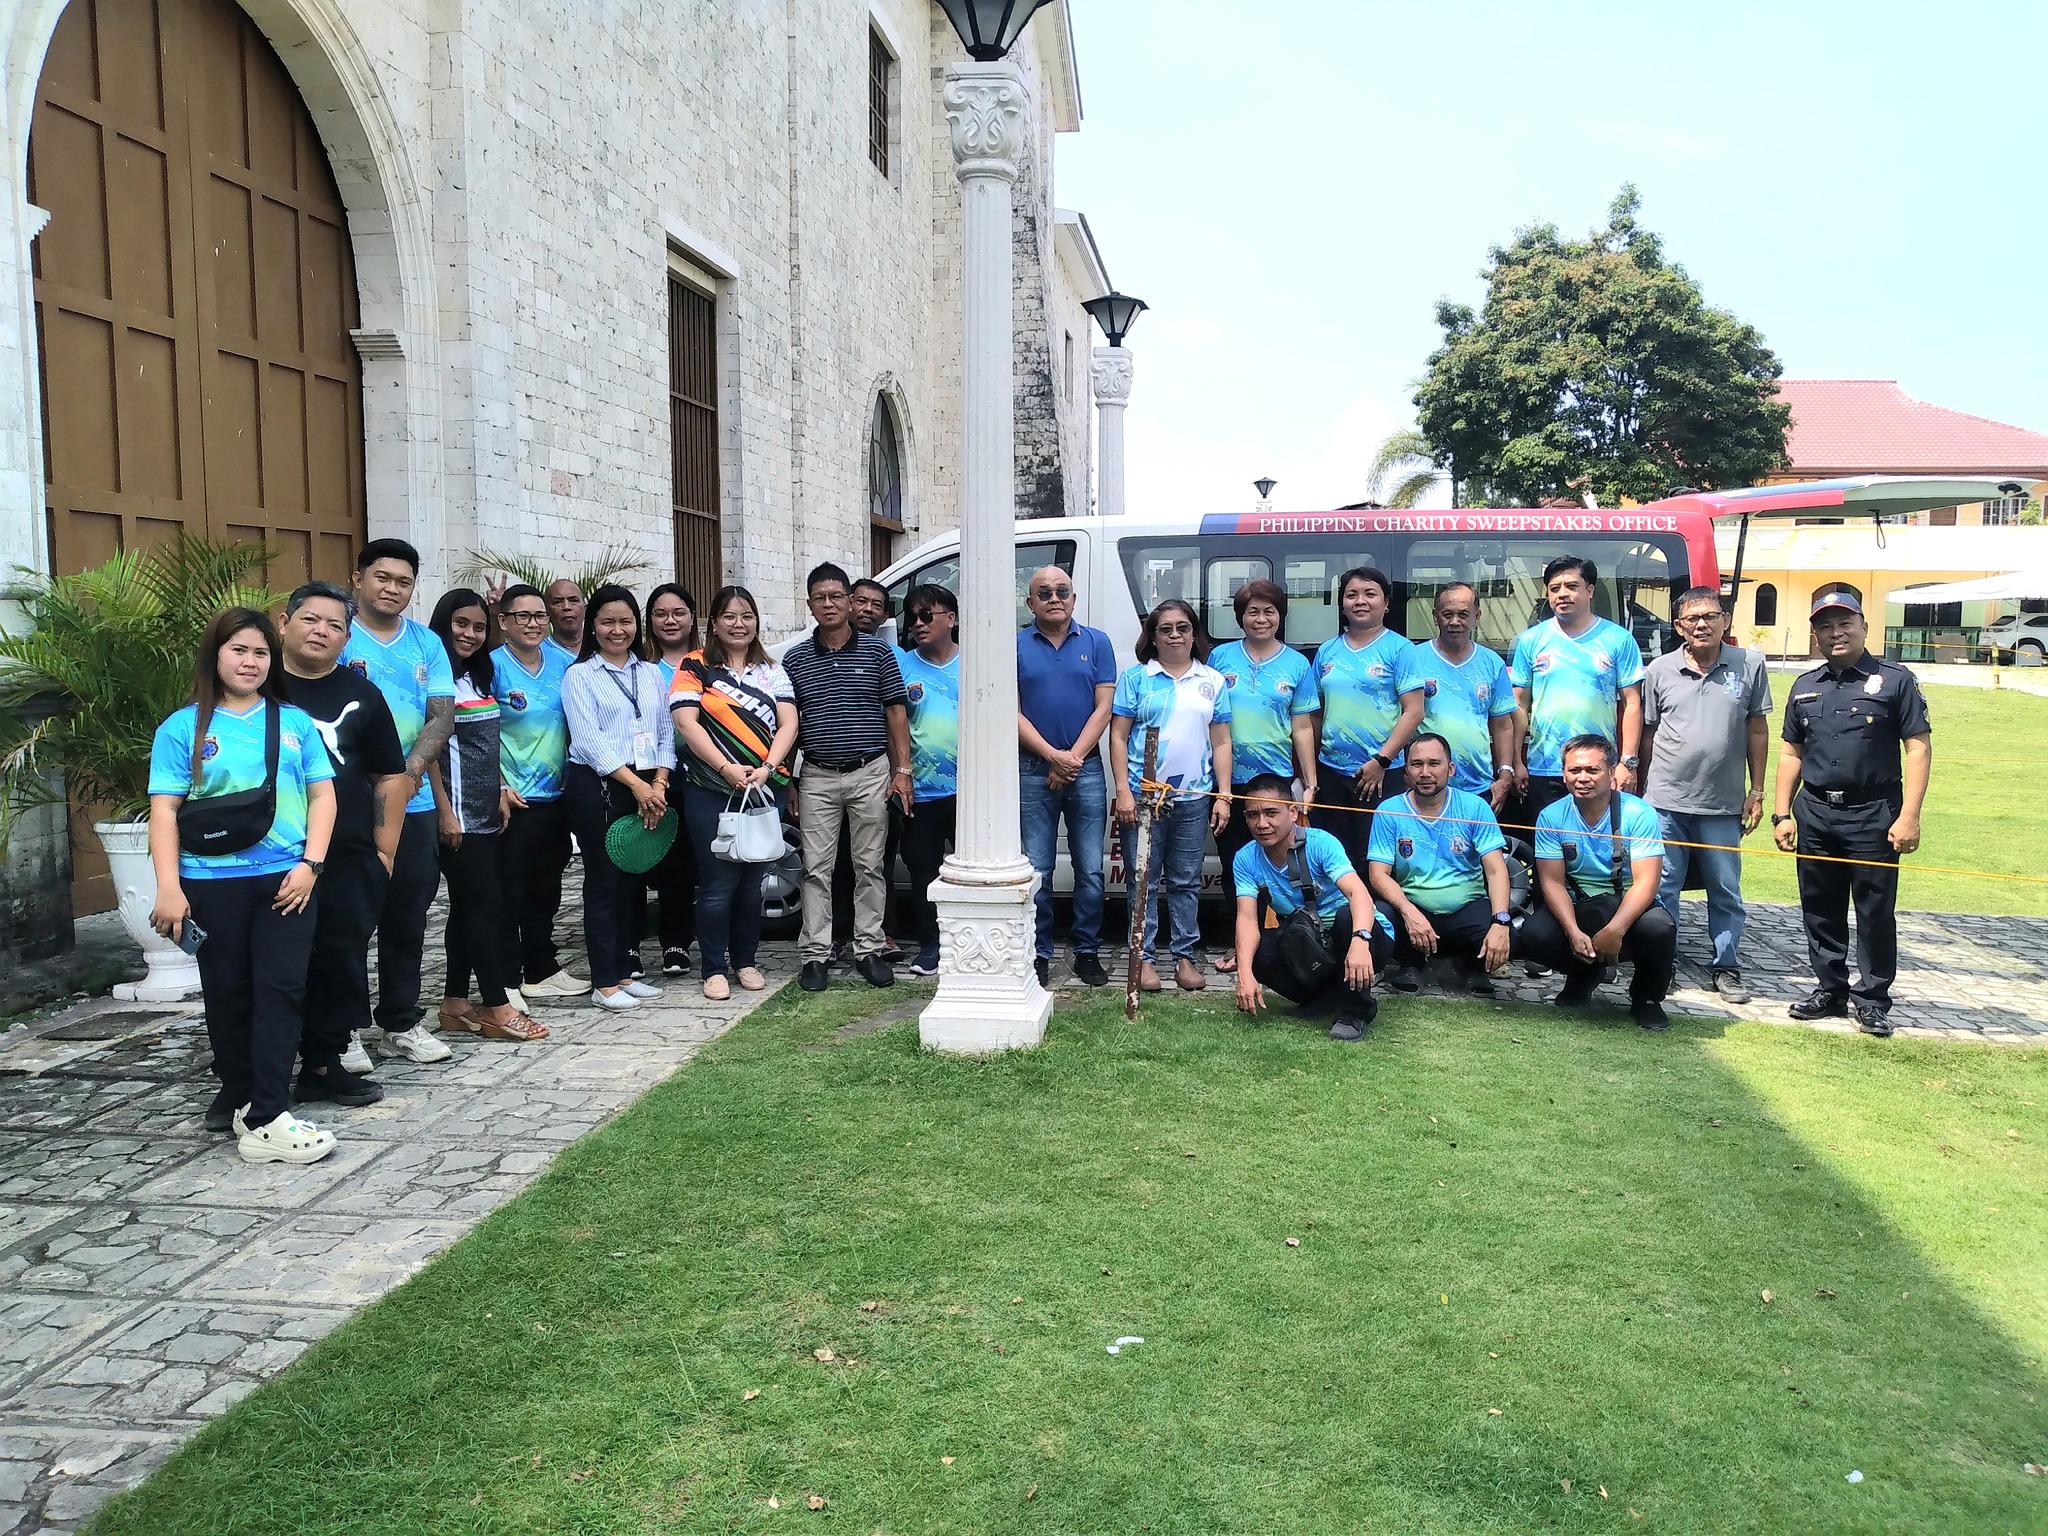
left=1808, top=590, right=1863, bottom=619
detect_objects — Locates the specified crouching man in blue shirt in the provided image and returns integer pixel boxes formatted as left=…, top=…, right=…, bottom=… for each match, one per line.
left=1230, top=774, right=1392, bottom=1042
left=1521, top=733, right=1678, bottom=1030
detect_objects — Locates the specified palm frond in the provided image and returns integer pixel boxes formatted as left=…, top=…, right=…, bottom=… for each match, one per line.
left=456, top=545, right=655, bottom=597
left=1366, top=430, right=1446, bottom=506
left=1384, top=470, right=1443, bottom=510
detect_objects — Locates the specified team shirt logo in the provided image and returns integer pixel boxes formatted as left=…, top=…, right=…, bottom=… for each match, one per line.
left=200, top=737, right=219, bottom=761
left=1397, top=837, right=1415, bottom=858
left=348, top=659, right=368, bottom=677
left=507, top=689, right=528, bottom=710
left=1423, top=677, right=1439, bottom=697
left=906, top=682, right=926, bottom=703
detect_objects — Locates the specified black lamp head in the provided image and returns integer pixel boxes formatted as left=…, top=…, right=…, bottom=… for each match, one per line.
left=1082, top=291, right=1148, bottom=348
left=937, top=0, right=1051, bottom=62
left=1254, top=477, right=1277, bottom=500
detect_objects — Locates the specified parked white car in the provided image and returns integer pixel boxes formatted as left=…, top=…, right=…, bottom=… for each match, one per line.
left=1981, top=611, right=2048, bottom=662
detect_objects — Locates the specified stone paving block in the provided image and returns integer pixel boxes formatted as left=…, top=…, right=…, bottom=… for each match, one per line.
left=70, top=1082, right=222, bottom=1139
left=0, top=1296, right=138, bottom=1392
left=0, top=1077, right=158, bottom=1135
left=0, top=1207, right=271, bottom=1296
left=185, top=1215, right=470, bottom=1307
left=44, top=1025, right=216, bottom=1084
left=519, top=1044, right=692, bottom=1090
left=124, top=1138, right=382, bottom=1212
left=0, top=1207, right=78, bottom=1260
left=411, top=1084, right=637, bottom=1146
left=0, top=1133, right=212, bottom=1204
left=0, top=1421, right=182, bottom=1536
left=312, top=1142, right=553, bottom=1219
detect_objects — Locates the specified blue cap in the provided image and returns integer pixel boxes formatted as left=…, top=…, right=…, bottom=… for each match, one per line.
left=1809, top=591, right=1863, bottom=619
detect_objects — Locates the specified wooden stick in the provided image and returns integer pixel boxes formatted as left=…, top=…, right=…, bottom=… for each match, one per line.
left=1124, top=734, right=1158, bottom=1020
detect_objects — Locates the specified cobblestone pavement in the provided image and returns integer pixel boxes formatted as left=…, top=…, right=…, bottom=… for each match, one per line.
left=1, top=893, right=2042, bottom=1532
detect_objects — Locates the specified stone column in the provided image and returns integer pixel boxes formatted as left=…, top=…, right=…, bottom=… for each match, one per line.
left=1092, top=346, right=1133, bottom=517
left=920, top=60, right=1052, bottom=1055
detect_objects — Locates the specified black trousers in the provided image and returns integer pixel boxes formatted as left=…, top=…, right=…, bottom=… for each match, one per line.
left=373, top=810, right=440, bottom=1033
left=642, top=777, right=699, bottom=956
left=441, top=832, right=510, bottom=1008
left=301, top=848, right=388, bottom=1067
left=1519, top=891, right=1677, bottom=1002
left=1250, top=904, right=1393, bottom=1017
left=563, top=763, right=640, bottom=990
left=188, top=871, right=317, bottom=1126
left=1796, top=792, right=1901, bottom=1009
left=1375, top=894, right=1499, bottom=972
left=897, top=795, right=957, bottom=948
left=1506, top=775, right=1571, bottom=840
left=1313, top=761, right=1406, bottom=878
left=499, top=797, right=571, bottom=987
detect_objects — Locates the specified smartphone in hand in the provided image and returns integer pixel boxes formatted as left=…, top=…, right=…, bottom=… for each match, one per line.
left=177, top=918, right=208, bottom=956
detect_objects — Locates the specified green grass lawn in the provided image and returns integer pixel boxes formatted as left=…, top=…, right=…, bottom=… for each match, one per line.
left=1686, top=682, right=2046, bottom=916
left=93, top=988, right=2047, bottom=1535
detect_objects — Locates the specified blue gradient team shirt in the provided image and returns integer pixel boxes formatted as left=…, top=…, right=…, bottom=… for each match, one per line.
left=1413, top=641, right=1518, bottom=795
left=1534, top=790, right=1664, bottom=896
left=1314, top=630, right=1425, bottom=774
left=491, top=645, right=570, bottom=803
left=1111, top=660, right=1233, bottom=800
left=1367, top=788, right=1505, bottom=915
left=148, top=701, right=333, bottom=880
left=1210, top=641, right=1319, bottom=784
left=899, top=648, right=960, bottom=803
left=342, top=618, right=455, bottom=812
left=1510, top=617, right=1644, bottom=776
left=1232, top=827, right=1355, bottom=924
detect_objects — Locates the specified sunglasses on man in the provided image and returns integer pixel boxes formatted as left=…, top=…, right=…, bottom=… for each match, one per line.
left=1031, top=584, right=1072, bottom=600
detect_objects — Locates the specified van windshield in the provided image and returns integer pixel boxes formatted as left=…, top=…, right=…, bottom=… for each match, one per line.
left=1120, top=532, right=1685, bottom=659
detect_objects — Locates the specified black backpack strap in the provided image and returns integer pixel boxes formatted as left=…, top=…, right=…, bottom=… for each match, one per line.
left=1607, top=794, right=1623, bottom=898
left=263, top=698, right=280, bottom=788
left=1286, top=843, right=1319, bottom=915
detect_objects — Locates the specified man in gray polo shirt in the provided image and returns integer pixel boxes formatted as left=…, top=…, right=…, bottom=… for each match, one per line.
left=1638, top=586, right=1772, bottom=1002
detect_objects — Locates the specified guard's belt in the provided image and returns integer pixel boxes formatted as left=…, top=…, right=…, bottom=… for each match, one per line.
left=1800, top=784, right=1901, bottom=808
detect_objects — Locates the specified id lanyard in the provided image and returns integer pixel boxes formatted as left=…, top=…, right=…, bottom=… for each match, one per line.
left=604, top=662, right=657, bottom=771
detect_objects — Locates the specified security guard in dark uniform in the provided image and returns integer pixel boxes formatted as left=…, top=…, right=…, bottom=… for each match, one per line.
left=1771, top=591, right=1932, bottom=1036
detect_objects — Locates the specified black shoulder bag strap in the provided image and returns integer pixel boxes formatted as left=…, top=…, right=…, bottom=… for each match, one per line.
left=1606, top=794, right=1623, bottom=899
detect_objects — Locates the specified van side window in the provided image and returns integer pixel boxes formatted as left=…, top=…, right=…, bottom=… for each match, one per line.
left=884, top=539, right=1076, bottom=635
left=1405, top=537, right=1676, bottom=657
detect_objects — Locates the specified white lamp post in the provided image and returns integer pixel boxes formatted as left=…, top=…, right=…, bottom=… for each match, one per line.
left=920, top=2, right=1053, bottom=1053
left=1083, top=292, right=1146, bottom=519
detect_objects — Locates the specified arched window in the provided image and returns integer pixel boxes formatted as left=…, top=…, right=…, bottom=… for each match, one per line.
left=869, top=395, right=904, bottom=574
left=1753, top=582, right=1778, bottom=627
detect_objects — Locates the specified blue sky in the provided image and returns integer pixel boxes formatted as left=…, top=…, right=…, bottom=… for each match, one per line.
left=1053, top=0, right=2048, bottom=516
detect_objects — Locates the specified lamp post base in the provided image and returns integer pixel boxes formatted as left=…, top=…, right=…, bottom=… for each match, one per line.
left=919, top=873, right=1051, bottom=1055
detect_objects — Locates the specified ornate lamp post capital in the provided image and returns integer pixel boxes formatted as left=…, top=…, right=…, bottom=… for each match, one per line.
left=943, top=62, right=1029, bottom=185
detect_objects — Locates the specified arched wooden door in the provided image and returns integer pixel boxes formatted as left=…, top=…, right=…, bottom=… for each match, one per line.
left=31, top=0, right=368, bottom=915
left=31, top=0, right=366, bottom=584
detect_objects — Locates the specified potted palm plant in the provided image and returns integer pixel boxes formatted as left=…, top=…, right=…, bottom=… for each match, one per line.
left=0, top=537, right=276, bottom=1000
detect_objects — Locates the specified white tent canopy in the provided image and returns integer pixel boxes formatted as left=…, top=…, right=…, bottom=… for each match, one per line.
left=1887, top=570, right=2048, bottom=604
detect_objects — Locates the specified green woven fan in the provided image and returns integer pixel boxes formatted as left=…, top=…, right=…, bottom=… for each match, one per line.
left=604, top=808, right=678, bottom=873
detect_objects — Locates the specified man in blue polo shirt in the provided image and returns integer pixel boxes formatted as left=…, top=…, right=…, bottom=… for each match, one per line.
left=1414, top=583, right=1519, bottom=809
left=1365, top=732, right=1514, bottom=996
left=1016, top=565, right=1115, bottom=988
left=1521, top=733, right=1676, bottom=1029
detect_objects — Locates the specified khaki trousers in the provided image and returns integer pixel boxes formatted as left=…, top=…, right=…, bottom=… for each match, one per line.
left=797, top=754, right=891, bottom=962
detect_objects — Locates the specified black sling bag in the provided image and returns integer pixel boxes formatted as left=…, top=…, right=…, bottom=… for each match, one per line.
left=176, top=703, right=280, bottom=857
left=1276, top=844, right=1340, bottom=995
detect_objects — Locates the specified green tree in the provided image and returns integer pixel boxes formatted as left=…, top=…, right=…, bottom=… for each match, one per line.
left=1414, top=186, right=1790, bottom=507
left=1363, top=430, right=1443, bottom=510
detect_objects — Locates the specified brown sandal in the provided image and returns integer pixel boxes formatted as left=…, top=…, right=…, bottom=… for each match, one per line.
left=476, top=1009, right=548, bottom=1041
left=437, top=999, right=482, bottom=1034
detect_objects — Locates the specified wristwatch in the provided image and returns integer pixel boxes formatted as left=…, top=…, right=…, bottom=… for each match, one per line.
left=1492, top=911, right=1512, bottom=926
left=1619, top=754, right=1640, bottom=770
left=300, top=859, right=325, bottom=876
left=1350, top=930, right=1372, bottom=944
left=1371, top=752, right=1393, bottom=770
left=1770, top=813, right=1791, bottom=826
left=1493, top=764, right=1513, bottom=778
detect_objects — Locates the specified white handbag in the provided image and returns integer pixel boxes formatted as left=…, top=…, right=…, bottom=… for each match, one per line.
left=715, top=784, right=784, bottom=864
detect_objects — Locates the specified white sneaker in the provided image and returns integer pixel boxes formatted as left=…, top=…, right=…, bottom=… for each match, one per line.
left=523, top=970, right=590, bottom=998
left=340, top=1034, right=375, bottom=1077
left=503, top=986, right=528, bottom=1014
left=621, top=979, right=663, bottom=1000
left=237, top=1110, right=336, bottom=1164
left=385, top=1023, right=453, bottom=1063
left=592, top=987, right=640, bottom=1011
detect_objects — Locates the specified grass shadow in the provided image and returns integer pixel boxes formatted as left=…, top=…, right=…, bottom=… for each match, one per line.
left=87, top=987, right=2048, bottom=1535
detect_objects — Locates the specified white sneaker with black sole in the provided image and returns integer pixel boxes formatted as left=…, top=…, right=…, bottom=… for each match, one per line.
left=383, top=1024, right=453, bottom=1063
left=340, top=1033, right=375, bottom=1077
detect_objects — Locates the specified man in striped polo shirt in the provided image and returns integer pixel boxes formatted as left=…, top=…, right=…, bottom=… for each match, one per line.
left=783, top=562, right=912, bottom=992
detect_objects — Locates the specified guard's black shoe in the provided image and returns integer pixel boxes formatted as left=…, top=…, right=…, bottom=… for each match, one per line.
left=1631, top=999, right=1671, bottom=1032
left=1034, top=957, right=1052, bottom=986
left=799, top=962, right=830, bottom=992
left=1328, top=1015, right=1368, bottom=1043
left=1072, top=952, right=1109, bottom=987
left=1556, top=977, right=1598, bottom=1008
left=856, top=955, right=895, bottom=988
left=1388, top=964, right=1424, bottom=994
left=203, top=1086, right=239, bottom=1134
left=1788, top=989, right=1849, bottom=1021
left=1855, top=1004, right=1895, bottom=1038
left=293, top=1063, right=385, bottom=1107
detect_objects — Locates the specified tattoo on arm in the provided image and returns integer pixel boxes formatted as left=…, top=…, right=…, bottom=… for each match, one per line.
left=407, top=696, right=457, bottom=776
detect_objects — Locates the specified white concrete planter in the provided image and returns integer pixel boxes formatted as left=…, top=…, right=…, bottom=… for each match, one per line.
left=93, top=818, right=202, bottom=1002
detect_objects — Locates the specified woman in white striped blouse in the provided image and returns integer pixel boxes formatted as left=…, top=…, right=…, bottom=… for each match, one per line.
left=560, top=585, right=676, bottom=1009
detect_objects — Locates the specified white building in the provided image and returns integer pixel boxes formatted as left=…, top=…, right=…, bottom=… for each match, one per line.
left=0, top=0, right=1113, bottom=961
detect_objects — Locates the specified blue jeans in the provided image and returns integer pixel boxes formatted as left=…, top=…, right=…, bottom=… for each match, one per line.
left=681, top=783, right=780, bottom=978
left=1020, top=754, right=1107, bottom=959
left=1120, top=795, right=1208, bottom=964
left=1655, top=810, right=1746, bottom=972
